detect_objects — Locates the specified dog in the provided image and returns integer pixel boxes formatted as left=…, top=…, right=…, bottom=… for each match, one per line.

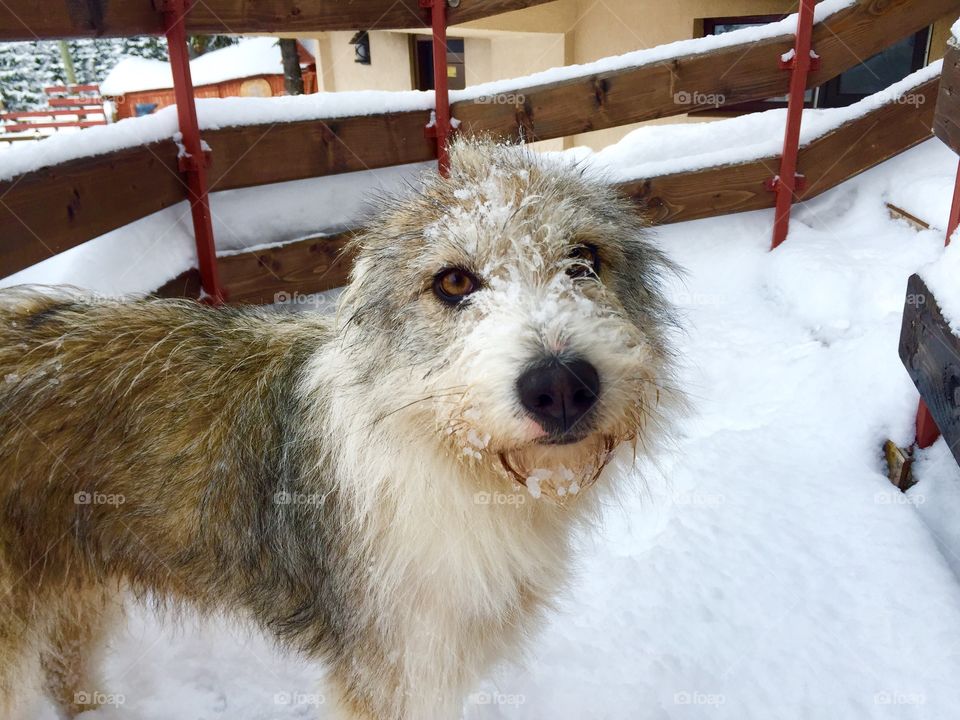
left=0, top=138, right=676, bottom=719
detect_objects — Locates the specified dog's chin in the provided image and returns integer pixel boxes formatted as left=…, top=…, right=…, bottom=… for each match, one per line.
left=493, top=432, right=619, bottom=503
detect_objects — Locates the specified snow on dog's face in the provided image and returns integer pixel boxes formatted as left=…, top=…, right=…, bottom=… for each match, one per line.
left=340, top=139, right=675, bottom=501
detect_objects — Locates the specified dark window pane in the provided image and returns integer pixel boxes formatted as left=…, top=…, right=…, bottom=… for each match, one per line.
left=837, top=35, right=920, bottom=95
left=712, top=23, right=753, bottom=34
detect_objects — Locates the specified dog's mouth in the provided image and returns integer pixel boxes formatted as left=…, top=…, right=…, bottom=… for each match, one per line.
left=537, top=431, right=591, bottom=446
left=497, top=434, right=617, bottom=503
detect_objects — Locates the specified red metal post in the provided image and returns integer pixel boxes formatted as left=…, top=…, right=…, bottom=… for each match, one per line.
left=769, top=0, right=819, bottom=250
left=913, top=159, right=960, bottom=448
left=421, top=0, right=452, bottom=176
left=156, top=0, right=225, bottom=304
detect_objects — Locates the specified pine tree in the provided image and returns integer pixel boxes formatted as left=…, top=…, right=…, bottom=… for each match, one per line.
left=188, top=35, right=238, bottom=58
left=0, top=37, right=170, bottom=111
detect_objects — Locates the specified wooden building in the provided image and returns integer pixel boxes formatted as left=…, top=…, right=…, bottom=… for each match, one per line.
left=101, top=38, right=316, bottom=120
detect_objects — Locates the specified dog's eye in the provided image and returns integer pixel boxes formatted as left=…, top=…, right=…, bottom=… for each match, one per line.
left=433, top=268, right=480, bottom=305
left=567, top=244, right=600, bottom=279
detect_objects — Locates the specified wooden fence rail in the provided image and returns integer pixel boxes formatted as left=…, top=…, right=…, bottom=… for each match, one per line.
left=0, top=0, right=555, bottom=40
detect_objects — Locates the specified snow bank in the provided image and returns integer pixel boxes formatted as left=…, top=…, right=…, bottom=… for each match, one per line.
left=918, top=229, right=960, bottom=333
left=101, top=37, right=296, bottom=95
left=911, top=439, right=960, bottom=579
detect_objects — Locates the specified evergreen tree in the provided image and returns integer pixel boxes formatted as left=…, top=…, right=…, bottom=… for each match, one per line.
left=0, top=37, right=169, bottom=111
left=188, top=35, right=238, bottom=58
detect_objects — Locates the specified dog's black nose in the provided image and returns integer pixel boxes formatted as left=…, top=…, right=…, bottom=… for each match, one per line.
left=516, top=357, right=600, bottom=437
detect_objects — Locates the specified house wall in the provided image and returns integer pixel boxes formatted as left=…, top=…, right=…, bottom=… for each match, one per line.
left=114, top=74, right=288, bottom=119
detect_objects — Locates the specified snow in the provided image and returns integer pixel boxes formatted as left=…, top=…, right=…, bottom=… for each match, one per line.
left=952, top=17, right=960, bottom=41
left=100, top=38, right=298, bottom=95
left=8, top=110, right=960, bottom=718
left=919, top=237, right=960, bottom=333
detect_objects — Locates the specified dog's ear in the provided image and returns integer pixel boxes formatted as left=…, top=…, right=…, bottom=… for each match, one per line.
left=446, top=135, right=525, bottom=179
left=447, top=136, right=489, bottom=178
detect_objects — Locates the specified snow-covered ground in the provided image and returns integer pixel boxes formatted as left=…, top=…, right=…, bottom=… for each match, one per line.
left=10, top=130, right=960, bottom=719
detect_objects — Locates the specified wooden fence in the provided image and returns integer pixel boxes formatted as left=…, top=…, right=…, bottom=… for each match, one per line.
left=0, top=0, right=956, bottom=302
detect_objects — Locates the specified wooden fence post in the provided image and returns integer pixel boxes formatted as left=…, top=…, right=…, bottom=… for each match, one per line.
left=769, top=0, right=820, bottom=250
left=421, top=0, right=454, bottom=176
left=156, top=0, right=225, bottom=304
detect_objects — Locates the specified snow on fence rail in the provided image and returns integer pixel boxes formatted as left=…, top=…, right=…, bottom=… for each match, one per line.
left=0, top=0, right=955, bottom=297
left=0, top=0, right=555, bottom=40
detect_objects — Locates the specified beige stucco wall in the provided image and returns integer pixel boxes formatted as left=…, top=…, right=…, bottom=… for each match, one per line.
left=311, top=26, right=567, bottom=150
left=315, top=31, right=413, bottom=92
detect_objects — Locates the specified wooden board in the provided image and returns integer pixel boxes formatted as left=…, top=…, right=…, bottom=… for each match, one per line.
left=206, top=112, right=436, bottom=192
left=797, top=77, right=939, bottom=199
left=0, top=142, right=183, bottom=277
left=0, top=0, right=555, bottom=40
left=155, top=232, right=355, bottom=305
left=935, top=43, right=960, bottom=156
left=899, top=274, right=960, bottom=466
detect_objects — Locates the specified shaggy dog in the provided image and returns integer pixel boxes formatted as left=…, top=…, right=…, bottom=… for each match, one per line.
left=0, top=139, right=675, bottom=719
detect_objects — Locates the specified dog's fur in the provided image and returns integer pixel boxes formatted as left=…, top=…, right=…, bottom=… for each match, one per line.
left=0, top=139, right=675, bottom=719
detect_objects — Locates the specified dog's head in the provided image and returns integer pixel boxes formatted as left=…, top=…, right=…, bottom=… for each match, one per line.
left=339, top=139, right=675, bottom=501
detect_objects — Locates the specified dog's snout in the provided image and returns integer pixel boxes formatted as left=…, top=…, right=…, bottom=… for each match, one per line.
left=516, top=357, right=600, bottom=437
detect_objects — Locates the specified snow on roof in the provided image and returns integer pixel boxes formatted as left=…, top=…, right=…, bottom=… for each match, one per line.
left=952, top=17, right=960, bottom=42
left=100, top=37, right=297, bottom=96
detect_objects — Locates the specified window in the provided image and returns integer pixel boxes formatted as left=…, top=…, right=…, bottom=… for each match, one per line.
left=413, top=37, right=466, bottom=91
left=818, top=30, right=930, bottom=107
left=697, top=16, right=930, bottom=112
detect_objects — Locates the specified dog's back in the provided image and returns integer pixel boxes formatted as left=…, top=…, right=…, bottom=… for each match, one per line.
left=0, top=291, right=331, bottom=716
